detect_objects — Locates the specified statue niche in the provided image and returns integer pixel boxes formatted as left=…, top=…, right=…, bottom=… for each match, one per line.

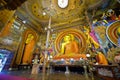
left=22, top=33, right=35, bottom=64
left=60, top=34, right=79, bottom=55
left=53, top=29, right=87, bottom=60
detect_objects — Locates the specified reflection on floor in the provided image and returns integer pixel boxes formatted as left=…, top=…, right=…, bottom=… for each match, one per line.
left=0, top=69, right=101, bottom=80
left=0, top=73, right=33, bottom=80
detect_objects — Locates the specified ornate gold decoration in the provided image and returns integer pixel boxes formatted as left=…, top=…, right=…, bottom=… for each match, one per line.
left=25, top=0, right=85, bottom=22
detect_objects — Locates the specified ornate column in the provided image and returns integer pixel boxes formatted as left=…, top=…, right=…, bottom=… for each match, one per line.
left=42, top=16, right=52, bottom=80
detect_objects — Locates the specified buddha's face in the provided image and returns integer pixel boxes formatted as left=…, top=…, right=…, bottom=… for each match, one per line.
left=64, top=35, right=71, bottom=42
left=26, top=34, right=34, bottom=44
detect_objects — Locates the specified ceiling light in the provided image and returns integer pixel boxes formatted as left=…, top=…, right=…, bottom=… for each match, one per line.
left=86, top=54, right=90, bottom=58
left=22, top=20, right=26, bottom=24
left=43, top=12, right=46, bottom=15
left=45, top=27, right=47, bottom=30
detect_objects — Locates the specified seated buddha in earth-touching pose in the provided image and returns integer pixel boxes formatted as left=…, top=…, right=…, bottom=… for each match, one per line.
left=54, top=34, right=86, bottom=60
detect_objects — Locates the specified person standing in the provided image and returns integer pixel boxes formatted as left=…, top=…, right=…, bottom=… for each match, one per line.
left=31, top=54, right=40, bottom=74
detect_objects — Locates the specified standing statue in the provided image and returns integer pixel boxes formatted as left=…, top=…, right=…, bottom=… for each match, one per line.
left=96, top=51, right=108, bottom=65
left=84, top=26, right=100, bottom=49
left=31, top=55, right=40, bottom=74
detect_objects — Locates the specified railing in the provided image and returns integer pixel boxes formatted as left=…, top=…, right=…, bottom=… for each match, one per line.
left=93, top=64, right=120, bottom=80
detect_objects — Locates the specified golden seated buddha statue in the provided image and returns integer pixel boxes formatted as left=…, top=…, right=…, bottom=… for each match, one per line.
left=53, top=34, right=86, bottom=60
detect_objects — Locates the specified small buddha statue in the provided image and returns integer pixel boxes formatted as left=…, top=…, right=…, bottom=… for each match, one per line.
left=96, top=51, right=108, bottom=65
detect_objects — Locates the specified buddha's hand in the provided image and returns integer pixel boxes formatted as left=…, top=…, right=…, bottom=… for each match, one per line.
left=55, top=53, right=63, bottom=57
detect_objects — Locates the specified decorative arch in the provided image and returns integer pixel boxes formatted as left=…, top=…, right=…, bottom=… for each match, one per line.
left=22, top=30, right=38, bottom=64
left=106, top=21, right=120, bottom=46
left=55, top=29, right=87, bottom=54
left=16, top=29, right=38, bottom=65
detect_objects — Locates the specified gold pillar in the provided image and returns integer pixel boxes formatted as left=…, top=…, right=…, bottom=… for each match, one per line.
left=0, top=9, right=15, bottom=36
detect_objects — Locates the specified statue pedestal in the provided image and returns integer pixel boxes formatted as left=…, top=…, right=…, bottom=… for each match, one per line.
left=53, top=54, right=87, bottom=61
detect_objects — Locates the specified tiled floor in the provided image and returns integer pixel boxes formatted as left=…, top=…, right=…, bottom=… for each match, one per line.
left=1, top=69, right=101, bottom=80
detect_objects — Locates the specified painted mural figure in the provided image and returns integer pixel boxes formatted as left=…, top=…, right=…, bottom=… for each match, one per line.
left=94, top=26, right=109, bottom=54
left=92, top=18, right=114, bottom=54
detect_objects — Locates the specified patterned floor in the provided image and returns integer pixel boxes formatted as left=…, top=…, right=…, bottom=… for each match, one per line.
left=1, top=69, right=101, bottom=80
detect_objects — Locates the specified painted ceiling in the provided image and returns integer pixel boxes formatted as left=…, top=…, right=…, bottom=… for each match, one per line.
left=5, top=0, right=120, bottom=32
